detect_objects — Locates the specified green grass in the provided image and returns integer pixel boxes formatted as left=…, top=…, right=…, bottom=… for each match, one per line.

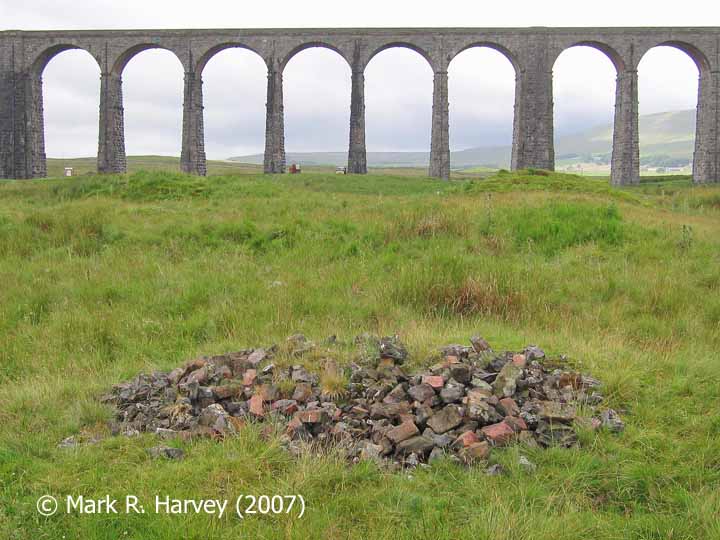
left=47, top=155, right=266, bottom=177
left=1, top=169, right=720, bottom=539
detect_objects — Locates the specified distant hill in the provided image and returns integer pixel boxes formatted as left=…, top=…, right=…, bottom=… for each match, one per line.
left=229, top=109, right=696, bottom=169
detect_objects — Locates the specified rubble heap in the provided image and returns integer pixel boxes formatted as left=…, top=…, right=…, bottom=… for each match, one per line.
left=102, top=335, right=624, bottom=466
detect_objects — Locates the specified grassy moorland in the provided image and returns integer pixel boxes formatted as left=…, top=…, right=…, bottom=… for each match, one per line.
left=47, top=156, right=465, bottom=179
left=0, top=169, right=719, bottom=539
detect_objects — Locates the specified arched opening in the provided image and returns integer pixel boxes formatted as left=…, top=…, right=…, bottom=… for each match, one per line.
left=365, top=47, right=433, bottom=170
left=201, top=47, right=267, bottom=167
left=282, top=46, right=351, bottom=168
left=37, top=48, right=100, bottom=177
left=553, top=45, right=617, bottom=176
left=121, top=49, right=184, bottom=170
left=638, top=45, right=700, bottom=177
left=448, top=46, right=516, bottom=173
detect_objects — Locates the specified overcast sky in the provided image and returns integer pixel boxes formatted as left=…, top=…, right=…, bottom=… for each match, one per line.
left=1, top=0, right=709, bottom=158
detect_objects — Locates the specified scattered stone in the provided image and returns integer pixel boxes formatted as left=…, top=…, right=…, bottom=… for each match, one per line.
left=148, top=446, right=184, bottom=460
left=378, top=335, right=408, bottom=364
left=104, top=334, right=619, bottom=468
left=292, top=382, right=314, bottom=403
left=243, top=369, right=257, bottom=386
left=428, top=447, right=445, bottom=463
left=524, top=346, right=545, bottom=361
left=454, top=430, right=479, bottom=448
left=155, top=428, right=181, bottom=440
left=461, top=441, right=490, bottom=463
left=535, top=422, right=578, bottom=448
left=518, top=455, right=536, bottom=473
left=287, top=335, right=315, bottom=357
left=486, top=463, right=504, bottom=476
left=359, top=441, right=383, bottom=462
left=600, top=408, right=625, bottom=433
left=248, top=394, right=265, bottom=417
left=537, top=401, right=576, bottom=423
left=296, top=409, right=326, bottom=424
left=470, top=336, right=491, bottom=352
left=512, top=354, right=527, bottom=368
left=57, top=436, right=79, bottom=449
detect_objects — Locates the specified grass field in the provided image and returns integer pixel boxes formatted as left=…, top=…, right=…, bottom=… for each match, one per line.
left=48, top=155, right=498, bottom=179
left=1, top=168, right=720, bottom=539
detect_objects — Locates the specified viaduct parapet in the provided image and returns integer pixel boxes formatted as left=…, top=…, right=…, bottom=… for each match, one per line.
left=1, top=27, right=719, bottom=183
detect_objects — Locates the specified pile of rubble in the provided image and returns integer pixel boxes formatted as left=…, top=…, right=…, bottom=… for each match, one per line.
left=102, top=334, right=624, bottom=467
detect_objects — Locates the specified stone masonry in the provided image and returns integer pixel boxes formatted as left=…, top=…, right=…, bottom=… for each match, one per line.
left=1, top=27, right=719, bottom=183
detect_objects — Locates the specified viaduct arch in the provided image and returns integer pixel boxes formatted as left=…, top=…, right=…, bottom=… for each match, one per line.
left=1, top=27, right=718, bottom=184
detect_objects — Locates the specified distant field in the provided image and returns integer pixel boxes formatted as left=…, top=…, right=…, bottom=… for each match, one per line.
left=47, top=156, right=700, bottom=188
left=47, top=156, right=264, bottom=177
left=47, top=156, right=498, bottom=180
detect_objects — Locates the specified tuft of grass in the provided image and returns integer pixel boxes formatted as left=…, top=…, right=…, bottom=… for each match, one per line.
left=503, top=202, right=626, bottom=256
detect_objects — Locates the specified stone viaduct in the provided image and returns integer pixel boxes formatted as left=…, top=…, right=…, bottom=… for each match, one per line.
left=1, top=27, right=719, bottom=183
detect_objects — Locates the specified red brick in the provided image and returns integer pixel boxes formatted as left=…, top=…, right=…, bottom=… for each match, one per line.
left=213, top=385, right=240, bottom=400
left=504, top=415, right=528, bottom=432
left=512, top=354, right=527, bottom=367
left=497, top=397, right=520, bottom=416
left=386, top=421, right=419, bottom=444
left=481, top=421, right=516, bottom=446
left=248, top=394, right=264, bottom=417
left=422, top=375, right=445, bottom=389
left=243, top=369, right=257, bottom=386
left=461, top=441, right=490, bottom=462
left=455, top=430, right=479, bottom=448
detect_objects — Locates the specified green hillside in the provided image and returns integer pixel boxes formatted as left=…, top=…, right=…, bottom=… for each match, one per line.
left=228, top=110, right=697, bottom=170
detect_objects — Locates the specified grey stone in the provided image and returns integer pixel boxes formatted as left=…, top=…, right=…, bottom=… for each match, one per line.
left=426, top=405, right=463, bottom=434
left=493, top=363, right=523, bottom=398
left=358, top=441, right=383, bottom=462
left=395, top=435, right=435, bottom=456
left=57, top=436, right=79, bottom=449
left=382, top=383, right=408, bottom=404
left=535, top=421, right=578, bottom=448
left=486, top=463, right=504, bottom=476
left=449, top=364, right=472, bottom=384
left=518, top=455, right=537, bottom=473
left=600, top=408, right=625, bottom=433
left=440, top=380, right=465, bottom=404
left=148, top=446, right=185, bottom=460
left=378, top=336, right=408, bottom=363
left=408, top=383, right=436, bottom=403
left=428, top=446, right=445, bottom=463
left=155, top=428, right=182, bottom=440
left=423, top=428, right=454, bottom=448
left=470, top=336, right=491, bottom=352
